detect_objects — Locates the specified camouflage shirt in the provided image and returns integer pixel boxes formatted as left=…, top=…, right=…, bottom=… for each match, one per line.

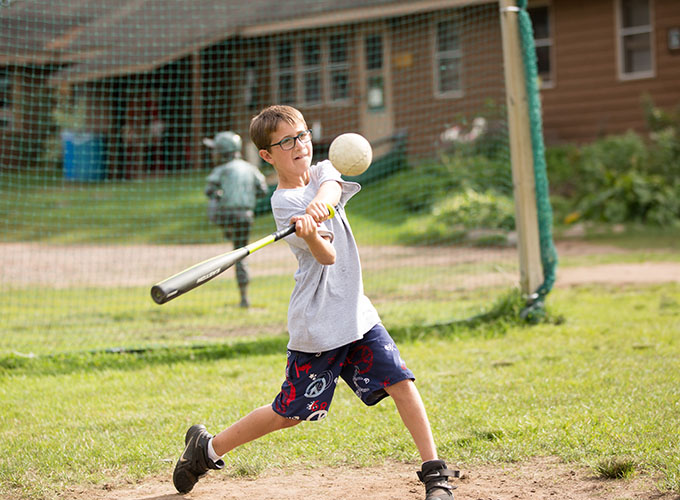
left=205, top=158, right=267, bottom=210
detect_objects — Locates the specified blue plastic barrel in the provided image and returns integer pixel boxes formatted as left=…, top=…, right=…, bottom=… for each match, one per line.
left=62, top=131, right=105, bottom=181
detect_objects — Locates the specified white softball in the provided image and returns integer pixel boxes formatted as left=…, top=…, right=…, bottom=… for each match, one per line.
left=328, top=133, right=373, bottom=176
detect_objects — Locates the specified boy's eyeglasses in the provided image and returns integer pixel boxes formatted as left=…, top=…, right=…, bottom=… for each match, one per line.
left=268, top=130, right=312, bottom=151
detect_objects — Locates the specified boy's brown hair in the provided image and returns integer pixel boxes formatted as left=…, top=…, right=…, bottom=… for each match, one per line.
left=249, top=105, right=307, bottom=151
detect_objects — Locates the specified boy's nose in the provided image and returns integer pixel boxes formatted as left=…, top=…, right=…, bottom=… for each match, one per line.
left=294, top=138, right=309, bottom=152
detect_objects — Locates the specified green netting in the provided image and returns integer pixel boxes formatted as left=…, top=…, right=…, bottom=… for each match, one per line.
left=517, top=0, right=558, bottom=300
left=0, top=0, right=553, bottom=356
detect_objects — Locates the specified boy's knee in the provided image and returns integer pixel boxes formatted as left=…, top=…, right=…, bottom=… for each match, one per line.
left=387, top=378, right=413, bottom=390
left=385, top=378, right=416, bottom=397
left=274, top=413, right=302, bottom=430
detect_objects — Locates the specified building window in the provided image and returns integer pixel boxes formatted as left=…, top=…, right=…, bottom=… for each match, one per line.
left=276, top=40, right=296, bottom=104
left=0, top=68, right=11, bottom=129
left=365, top=34, right=385, bottom=110
left=528, top=5, right=554, bottom=88
left=329, top=34, right=349, bottom=102
left=617, top=0, right=654, bottom=79
left=274, top=34, right=351, bottom=106
left=244, top=60, right=258, bottom=111
left=302, top=37, right=322, bottom=105
left=365, top=34, right=383, bottom=71
left=435, top=19, right=462, bottom=96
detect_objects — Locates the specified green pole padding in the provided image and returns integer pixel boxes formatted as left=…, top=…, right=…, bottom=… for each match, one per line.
left=516, top=0, right=558, bottom=300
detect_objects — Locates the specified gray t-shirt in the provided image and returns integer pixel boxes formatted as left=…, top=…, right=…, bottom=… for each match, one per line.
left=271, top=160, right=381, bottom=353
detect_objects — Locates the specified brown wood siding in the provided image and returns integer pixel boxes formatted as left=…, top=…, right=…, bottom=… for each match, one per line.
left=653, top=0, right=680, bottom=105
left=540, top=0, right=680, bottom=144
left=391, top=6, right=506, bottom=158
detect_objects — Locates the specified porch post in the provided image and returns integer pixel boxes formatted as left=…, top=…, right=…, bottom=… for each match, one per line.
left=190, top=51, right=203, bottom=170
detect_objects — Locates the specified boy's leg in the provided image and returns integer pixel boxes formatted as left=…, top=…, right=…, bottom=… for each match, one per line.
left=340, top=325, right=437, bottom=460
left=173, top=347, right=342, bottom=494
left=232, top=215, right=252, bottom=307
left=384, top=379, right=437, bottom=461
left=387, top=380, right=459, bottom=499
left=173, top=406, right=299, bottom=494
left=386, top=381, right=459, bottom=499
left=211, top=404, right=300, bottom=456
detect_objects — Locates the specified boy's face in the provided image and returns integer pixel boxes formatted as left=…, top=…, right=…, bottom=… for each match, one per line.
left=259, top=119, right=312, bottom=179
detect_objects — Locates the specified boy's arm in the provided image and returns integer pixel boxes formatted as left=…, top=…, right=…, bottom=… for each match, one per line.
left=205, top=182, right=220, bottom=199
left=291, top=214, right=336, bottom=266
left=306, top=180, right=342, bottom=223
left=205, top=168, right=222, bottom=198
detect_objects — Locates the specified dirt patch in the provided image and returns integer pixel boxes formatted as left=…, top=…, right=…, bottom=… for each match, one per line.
left=66, top=457, right=677, bottom=500
left=1, top=240, right=678, bottom=288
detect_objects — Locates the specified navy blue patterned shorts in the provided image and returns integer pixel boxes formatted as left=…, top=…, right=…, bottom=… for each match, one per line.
left=272, top=323, right=415, bottom=421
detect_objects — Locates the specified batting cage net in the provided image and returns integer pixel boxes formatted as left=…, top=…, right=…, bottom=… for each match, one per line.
left=0, top=0, right=555, bottom=357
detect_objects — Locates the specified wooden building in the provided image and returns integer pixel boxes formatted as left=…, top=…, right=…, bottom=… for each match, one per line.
left=1, top=0, right=678, bottom=174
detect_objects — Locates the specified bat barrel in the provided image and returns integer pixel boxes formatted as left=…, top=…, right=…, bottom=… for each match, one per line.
left=150, top=205, right=334, bottom=305
left=150, top=247, right=249, bottom=304
left=151, top=283, right=179, bottom=305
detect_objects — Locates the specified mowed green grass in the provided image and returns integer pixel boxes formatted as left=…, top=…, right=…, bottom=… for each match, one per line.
left=0, top=169, right=276, bottom=244
left=2, top=170, right=680, bottom=498
left=1, top=283, right=679, bottom=499
left=0, top=262, right=514, bottom=357
left=0, top=168, right=406, bottom=245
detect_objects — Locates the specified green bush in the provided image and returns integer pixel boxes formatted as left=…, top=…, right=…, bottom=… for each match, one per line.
left=439, top=153, right=514, bottom=197
left=577, top=170, right=680, bottom=225
left=643, top=96, right=680, bottom=180
left=580, top=131, right=649, bottom=180
left=643, top=94, right=680, bottom=179
left=545, top=144, right=582, bottom=198
left=546, top=98, right=680, bottom=226
left=399, top=188, right=515, bottom=245
left=381, top=161, right=455, bottom=213
left=576, top=130, right=679, bottom=225
left=649, top=126, right=680, bottom=179
left=433, top=188, right=515, bottom=230
left=381, top=151, right=512, bottom=215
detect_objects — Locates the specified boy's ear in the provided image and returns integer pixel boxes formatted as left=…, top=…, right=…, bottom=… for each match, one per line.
left=258, top=148, right=273, bottom=165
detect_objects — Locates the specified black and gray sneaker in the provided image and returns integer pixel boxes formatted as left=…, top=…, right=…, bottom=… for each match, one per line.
left=417, top=459, right=459, bottom=500
left=172, top=424, right=224, bottom=494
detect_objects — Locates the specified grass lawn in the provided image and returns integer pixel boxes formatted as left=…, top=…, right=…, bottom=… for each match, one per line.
left=1, top=282, right=679, bottom=499
left=2, top=168, right=680, bottom=499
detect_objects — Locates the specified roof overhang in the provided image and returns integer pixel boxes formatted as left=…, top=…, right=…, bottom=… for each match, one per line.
left=239, top=0, right=492, bottom=36
left=50, top=0, right=494, bottom=85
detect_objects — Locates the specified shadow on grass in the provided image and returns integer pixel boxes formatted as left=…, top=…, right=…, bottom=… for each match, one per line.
left=1, top=290, right=557, bottom=377
left=0, top=336, right=289, bottom=376
left=389, top=288, right=554, bottom=342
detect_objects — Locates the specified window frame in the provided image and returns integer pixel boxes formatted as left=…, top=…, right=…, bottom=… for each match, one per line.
left=364, top=32, right=386, bottom=112
left=527, top=3, right=555, bottom=89
left=274, top=39, right=297, bottom=105
left=615, top=0, right=655, bottom=80
left=301, top=36, right=323, bottom=106
left=328, top=33, right=350, bottom=103
left=433, top=16, right=464, bottom=99
left=243, top=60, right=259, bottom=111
left=272, top=33, right=351, bottom=107
left=0, top=68, right=12, bottom=129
